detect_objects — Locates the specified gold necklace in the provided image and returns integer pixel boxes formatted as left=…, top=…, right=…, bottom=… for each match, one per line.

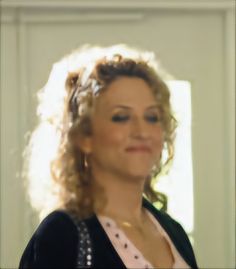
left=118, top=220, right=146, bottom=236
left=111, top=213, right=148, bottom=236
left=99, top=208, right=149, bottom=236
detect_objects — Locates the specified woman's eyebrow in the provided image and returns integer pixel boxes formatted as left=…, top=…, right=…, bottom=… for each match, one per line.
left=111, top=104, right=159, bottom=110
left=146, top=105, right=159, bottom=110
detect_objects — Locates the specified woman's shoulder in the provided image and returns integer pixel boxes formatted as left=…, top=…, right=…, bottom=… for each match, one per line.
left=143, top=198, right=192, bottom=243
left=19, top=210, right=79, bottom=268
left=34, top=210, right=78, bottom=238
left=143, top=197, right=184, bottom=230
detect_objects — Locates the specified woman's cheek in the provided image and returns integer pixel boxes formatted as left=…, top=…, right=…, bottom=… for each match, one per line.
left=95, top=124, right=125, bottom=147
left=106, top=127, right=126, bottom=146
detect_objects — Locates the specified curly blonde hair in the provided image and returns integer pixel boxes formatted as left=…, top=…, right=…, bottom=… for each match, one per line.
left=23, top=44, right=177, bottom=220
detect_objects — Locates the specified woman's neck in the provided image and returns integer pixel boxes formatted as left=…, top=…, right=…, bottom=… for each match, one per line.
left=92, top=170, right=147, bottom=226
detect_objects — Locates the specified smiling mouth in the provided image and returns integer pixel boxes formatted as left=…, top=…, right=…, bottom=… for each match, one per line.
left=125, top=147, right=151, bottom=153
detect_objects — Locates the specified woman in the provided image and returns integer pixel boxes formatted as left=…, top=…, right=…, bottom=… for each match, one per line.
left=19, top=44, right=198, bottom=268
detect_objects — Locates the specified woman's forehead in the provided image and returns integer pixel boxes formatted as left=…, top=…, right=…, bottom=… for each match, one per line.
left=95, top=77, right=157, bottom=107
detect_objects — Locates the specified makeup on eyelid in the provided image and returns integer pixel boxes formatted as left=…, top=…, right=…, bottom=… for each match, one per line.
left=111, top=114, right=160, bottom=123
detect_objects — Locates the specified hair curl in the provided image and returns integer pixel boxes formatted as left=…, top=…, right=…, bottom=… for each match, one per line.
left=23, top=44, right=177, bottom=220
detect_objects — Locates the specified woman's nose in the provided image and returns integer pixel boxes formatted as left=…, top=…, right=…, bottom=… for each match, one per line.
left=130, top=117, right=150, bottom=139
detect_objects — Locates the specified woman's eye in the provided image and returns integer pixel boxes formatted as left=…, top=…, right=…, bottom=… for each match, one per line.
left=145, top=115, right=159, bottom=123
left=111, top=115, right=129, bottom=122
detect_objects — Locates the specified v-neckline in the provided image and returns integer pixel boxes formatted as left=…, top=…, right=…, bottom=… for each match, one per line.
left=84, top=198, right=192, bottom=268
left=89, top=199, right=162, bottom=268
left=96, top=211, right=157, bottom=268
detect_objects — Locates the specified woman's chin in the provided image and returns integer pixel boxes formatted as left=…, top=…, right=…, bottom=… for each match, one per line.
left=123, top=169, right=151, bottom=181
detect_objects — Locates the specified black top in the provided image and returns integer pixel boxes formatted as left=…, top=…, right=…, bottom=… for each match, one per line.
left=19, top=198, right=198, bottom=268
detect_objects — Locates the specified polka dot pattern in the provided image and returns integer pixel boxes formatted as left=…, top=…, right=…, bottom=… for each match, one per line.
left=97, top=216, right=153, bottom=269
left=97, top=209, right=192, bottom=269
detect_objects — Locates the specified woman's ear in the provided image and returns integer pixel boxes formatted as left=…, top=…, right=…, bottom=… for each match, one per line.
left=75, top=134, right=92, bottom=154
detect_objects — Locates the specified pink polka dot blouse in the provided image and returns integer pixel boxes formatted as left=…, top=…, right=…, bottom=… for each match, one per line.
left=97, top=209, right=191, bottom=269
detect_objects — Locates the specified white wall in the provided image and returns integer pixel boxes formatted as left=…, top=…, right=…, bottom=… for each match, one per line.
left=1, top=1, right=235, bottom=268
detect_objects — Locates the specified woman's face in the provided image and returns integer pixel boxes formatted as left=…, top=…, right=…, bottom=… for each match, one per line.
left=79, top=76, right=164, bottom=180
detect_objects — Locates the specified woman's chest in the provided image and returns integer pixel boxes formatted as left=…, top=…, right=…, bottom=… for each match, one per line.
left=123, top=226, right=175, bottom=268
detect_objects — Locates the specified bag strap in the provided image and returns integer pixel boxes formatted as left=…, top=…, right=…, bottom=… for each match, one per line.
left=65, top=211, right=93, bottom=268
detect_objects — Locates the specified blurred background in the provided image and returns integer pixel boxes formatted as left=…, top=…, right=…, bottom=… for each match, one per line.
left=0, top=0, right=235, bottom=268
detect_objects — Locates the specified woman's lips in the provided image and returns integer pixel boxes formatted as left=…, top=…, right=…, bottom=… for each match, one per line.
left=125, top=146, right=151, bottom=153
